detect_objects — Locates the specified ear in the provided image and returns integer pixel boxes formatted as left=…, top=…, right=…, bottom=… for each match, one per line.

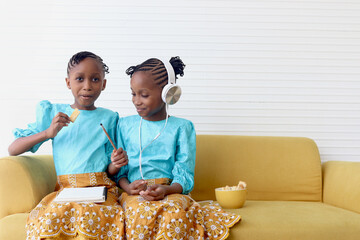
left=102, top=79, right=107, bottom=91
left=65, top=77, right=71, bottom=89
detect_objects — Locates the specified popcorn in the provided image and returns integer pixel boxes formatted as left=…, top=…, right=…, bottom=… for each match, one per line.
left=221, top=181, right=247, bottom=191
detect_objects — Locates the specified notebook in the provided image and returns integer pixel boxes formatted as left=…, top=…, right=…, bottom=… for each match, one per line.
left=53, top=186, right=107, bottom=203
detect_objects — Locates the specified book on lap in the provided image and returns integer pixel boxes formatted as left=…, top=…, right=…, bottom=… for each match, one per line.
left=53, top=186, right=107, bottom=203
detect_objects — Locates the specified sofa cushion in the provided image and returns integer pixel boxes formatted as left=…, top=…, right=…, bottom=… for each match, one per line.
left=323, top=161, right=360, bottom=214
left=0, top=156, right=56, bottom=219
left=192, top=135, right=322, bottom=201
left=226, top=200, right=360, bottom=240
left=0, top=213, right=28, bottom=240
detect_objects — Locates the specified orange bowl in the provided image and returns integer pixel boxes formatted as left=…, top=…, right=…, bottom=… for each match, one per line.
left=215, top=188, right=247, bottom=209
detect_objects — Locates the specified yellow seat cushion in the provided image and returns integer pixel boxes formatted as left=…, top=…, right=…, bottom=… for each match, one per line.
left=225, top=200, right=360, bottom=240
left=0, top=213, right=28, bottom=240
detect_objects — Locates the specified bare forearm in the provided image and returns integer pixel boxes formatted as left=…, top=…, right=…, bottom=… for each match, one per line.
left=119, top=177, right=130, bottom=192
left=165, top=183, right=183, bottom=196
left=8, top=130, right=49, bottom=156
left=107, top=163, right=120, bottom=176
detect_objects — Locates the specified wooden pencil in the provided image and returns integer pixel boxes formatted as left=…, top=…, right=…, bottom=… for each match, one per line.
left=100, top=123, right=117, bottom=150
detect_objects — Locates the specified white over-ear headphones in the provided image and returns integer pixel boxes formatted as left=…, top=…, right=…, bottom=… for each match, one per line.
left=161, top=59, right=182, bottom=105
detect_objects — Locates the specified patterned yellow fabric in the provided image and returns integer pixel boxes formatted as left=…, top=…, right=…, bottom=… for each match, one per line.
left=145, top=178, right=172, bottom=187
left=120, top=178, right=241, bottom=240
left=26, top=172, right=125, bottom=240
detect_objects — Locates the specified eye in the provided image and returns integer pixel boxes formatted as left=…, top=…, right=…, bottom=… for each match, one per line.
left=76, top=77, right=83, bottom=81
left=141, top=94, right=149, bottom=98
left=92, top=78, right=100, bottom=82
left=131, top=92, right=136, bottom=96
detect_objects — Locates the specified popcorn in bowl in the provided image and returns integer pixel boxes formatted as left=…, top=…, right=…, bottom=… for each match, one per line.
left=220, top=181, right=247, bottom=191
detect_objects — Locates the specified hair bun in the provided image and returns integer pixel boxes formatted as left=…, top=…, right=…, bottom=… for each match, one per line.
left=169, top=56, right=185, bottom=78
left=126, top=65, right=137, bottom=76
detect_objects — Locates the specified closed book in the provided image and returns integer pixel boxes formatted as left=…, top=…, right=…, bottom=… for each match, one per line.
left=53, top=186, right=107, bottom=203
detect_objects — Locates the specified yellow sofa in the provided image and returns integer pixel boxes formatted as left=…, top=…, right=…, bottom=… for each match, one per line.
left=1, top=135, right=360, bottom=239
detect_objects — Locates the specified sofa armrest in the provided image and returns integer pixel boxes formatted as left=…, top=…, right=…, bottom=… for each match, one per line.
left=322, top=161, right=360, bottom=214
left=0, top=155, right=56, bottom=219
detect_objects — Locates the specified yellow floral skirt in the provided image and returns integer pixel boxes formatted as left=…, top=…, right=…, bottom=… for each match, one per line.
left=119, top=178, right=241, bottom=240
left=26, top=172, right=125, bottom=240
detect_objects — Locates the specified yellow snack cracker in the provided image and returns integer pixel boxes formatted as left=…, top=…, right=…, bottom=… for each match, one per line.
left=69, top=108, right=80, bottom=122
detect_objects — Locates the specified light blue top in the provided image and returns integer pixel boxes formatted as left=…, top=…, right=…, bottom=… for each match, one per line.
left=115, top=115, right=196, bottom=194
left=13, top=100, right=118, bottom=176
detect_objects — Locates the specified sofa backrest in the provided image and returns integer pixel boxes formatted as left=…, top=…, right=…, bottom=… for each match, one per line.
left=191, top=135, right=322, bottom=202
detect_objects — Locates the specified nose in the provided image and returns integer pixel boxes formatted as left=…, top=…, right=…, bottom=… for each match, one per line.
left=132, top=95, right=141, bottom=106
left=83, top=79, right=92, bottom=91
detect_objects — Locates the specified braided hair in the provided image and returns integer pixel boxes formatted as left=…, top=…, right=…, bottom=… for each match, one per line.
left=126, top=56, right=185, bottom=88
left=67, top=51, right=109, bottom=76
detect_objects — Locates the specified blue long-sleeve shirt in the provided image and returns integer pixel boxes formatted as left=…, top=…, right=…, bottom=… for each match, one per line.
left=115, top=115, right=196, bottom=194
left=13, top=100, right=118, bottom=176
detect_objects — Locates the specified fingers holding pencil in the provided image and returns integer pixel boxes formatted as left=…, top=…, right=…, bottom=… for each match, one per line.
left=100, top=123, right=128, bottom=169
left=111, top=148, right=128, bottom=168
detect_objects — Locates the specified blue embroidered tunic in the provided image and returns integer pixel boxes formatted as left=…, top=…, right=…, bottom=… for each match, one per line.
left=13, top=100, right=118, bottom=176
left=115, top=115, right=196, bottom=194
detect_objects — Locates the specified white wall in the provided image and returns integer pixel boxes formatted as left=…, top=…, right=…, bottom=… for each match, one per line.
left=1, top=0, right=359, bottom=162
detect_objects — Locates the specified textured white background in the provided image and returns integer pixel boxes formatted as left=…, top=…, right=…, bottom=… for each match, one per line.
left=1, top=0, right=360, bottom=162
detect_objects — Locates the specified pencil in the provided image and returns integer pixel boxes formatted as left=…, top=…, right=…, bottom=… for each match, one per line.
left=100, top=123, right=117, bottom=150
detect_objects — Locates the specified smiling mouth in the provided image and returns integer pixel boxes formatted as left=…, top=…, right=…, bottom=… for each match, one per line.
left=136, top=108, right=146, bottom=112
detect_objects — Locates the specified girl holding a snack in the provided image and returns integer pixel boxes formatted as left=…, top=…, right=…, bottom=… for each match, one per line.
left=115, top=57, right=241, bottom=239
left=8, top=51, right=127, bottom=239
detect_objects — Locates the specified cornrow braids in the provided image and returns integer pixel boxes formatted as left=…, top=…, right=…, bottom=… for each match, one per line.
left=67, top=51, right=109, bottom=76
left=125, top=56, right=186, bottom=88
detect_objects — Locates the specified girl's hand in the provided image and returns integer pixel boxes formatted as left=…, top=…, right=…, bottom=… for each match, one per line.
left=45, top=112, right=70, bottom=138
left=111, top=148, right=128, bottom=169
left=127, top=180, right=147, bottom=195
left=140, top=184, right=167, bottom=201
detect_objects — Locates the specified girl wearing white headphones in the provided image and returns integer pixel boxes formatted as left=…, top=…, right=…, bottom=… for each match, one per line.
left=115, top=57, right=240, bottom=239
